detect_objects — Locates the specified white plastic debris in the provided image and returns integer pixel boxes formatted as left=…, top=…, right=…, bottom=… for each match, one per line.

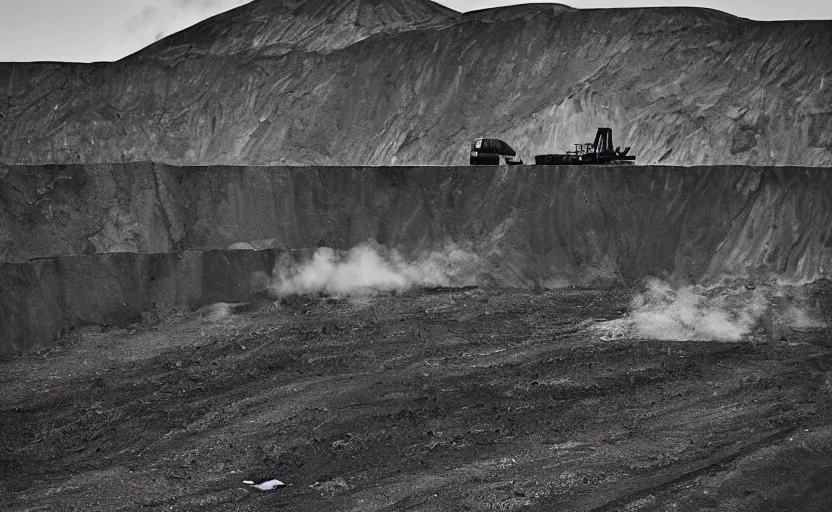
left=245, top=479, right=285, bottom=491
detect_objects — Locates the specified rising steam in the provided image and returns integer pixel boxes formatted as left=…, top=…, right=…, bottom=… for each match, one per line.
left=268, top=242, right=481, bottom=297
left=595, top=278, right=825, bottom=342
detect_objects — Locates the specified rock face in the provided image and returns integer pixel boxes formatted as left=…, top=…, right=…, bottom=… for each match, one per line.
left=2, top=164, right=830, bottom=285
left=0, top=250, right=282, bottom=353
left=1, top=162, right=830, bottom=351
left=2, top=1, right=831, bottom=352
left=1, top=1, right=831, bottom=166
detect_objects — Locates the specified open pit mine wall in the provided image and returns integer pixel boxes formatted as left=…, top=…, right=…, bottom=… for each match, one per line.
left=0, top=250, right=284, bottom=353
left=2, top=163, right=831, bottom=283
left=1, top=163, right=831, bottom=352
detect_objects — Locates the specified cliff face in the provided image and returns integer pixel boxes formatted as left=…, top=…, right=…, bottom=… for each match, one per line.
left=2, top=162, right=830, bottom=351
left=0, top=250, right=282, bottom=352
left=2, top=164, right=830, bottom=286
left=1, top=2, right=830, bottom=166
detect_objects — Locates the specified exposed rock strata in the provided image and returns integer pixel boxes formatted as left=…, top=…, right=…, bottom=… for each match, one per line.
left=1, top=164, right=829, bottom=285
left=0, top=249, right=282, bottom=353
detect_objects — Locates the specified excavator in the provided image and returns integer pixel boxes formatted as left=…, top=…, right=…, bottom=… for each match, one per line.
left=534, top=128, right=635, bottom=165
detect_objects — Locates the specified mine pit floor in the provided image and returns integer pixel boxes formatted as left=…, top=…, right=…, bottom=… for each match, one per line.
left=2, top=286, right=832, bottom=511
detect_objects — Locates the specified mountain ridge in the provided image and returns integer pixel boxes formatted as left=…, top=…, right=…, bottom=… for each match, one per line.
left=135, top=0, right=460, bottom=58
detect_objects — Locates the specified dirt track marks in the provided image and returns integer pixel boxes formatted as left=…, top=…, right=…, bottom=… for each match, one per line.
left=1, top=287, right=831, bottom=510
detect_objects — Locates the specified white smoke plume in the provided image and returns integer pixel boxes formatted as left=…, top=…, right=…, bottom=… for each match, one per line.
left=595, top=278, right=825, bottom=342
left=268, top=242, right=481, bottom=297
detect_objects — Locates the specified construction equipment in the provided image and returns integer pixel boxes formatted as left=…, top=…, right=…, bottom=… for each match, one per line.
left=534, top=128, right=636, bottom=165
left=470, top=138, right=523, bottom=165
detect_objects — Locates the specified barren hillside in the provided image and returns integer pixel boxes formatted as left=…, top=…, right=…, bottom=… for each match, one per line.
left=0, top=0, right=830, bottom=166
left=138, top=0, right=459, bottom=57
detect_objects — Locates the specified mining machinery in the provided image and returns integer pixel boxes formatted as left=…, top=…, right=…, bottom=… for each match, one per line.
left=534, top=127, right=636, bottom=165
left=469, top=138, right=523, bottom=165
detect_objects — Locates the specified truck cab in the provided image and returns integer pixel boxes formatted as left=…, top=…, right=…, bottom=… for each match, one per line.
left=470, top=138, right=523, bottom=165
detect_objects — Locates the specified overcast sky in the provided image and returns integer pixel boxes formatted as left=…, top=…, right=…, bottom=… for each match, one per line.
left=0, top=0, right=829, bottom=63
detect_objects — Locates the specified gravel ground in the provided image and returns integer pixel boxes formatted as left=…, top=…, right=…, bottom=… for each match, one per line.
left=2, top=285, right=831, bottom=511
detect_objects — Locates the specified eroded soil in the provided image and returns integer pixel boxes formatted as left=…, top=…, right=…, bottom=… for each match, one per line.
left=2, top=286, right=832, bottom=511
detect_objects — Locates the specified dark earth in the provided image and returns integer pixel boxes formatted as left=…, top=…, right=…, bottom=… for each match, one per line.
left=2, top=284, right=832, bottom=511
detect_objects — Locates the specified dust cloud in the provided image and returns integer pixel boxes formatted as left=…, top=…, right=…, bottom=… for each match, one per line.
left=595, top=278, right=825, bottom=342
left=268, top=242, right=481, bottom=297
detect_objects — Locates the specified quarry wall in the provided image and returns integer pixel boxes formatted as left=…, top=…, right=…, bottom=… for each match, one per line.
left=1, top=163, right=830, bottom=281
left=1, top=163, right=830, bottom=351
left=0, top=250, right=281, bottom=353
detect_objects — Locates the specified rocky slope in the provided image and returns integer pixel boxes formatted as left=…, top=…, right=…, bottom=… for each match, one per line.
left=139, top=0, right=458, bottom=57
left=0, top=1, right=830, bottom=166
left=3, top=286, right=832, bottom=507
left=2, top=164, right=830, bottom=286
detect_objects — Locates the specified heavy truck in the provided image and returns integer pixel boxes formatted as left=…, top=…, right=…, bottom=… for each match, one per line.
left=469, top=128, right=635, bottom=166
left=469, top=138, right=524, bottom=165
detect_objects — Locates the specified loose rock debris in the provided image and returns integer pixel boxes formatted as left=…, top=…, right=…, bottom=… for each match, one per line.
left=1, top=285, right=831, bottom=510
